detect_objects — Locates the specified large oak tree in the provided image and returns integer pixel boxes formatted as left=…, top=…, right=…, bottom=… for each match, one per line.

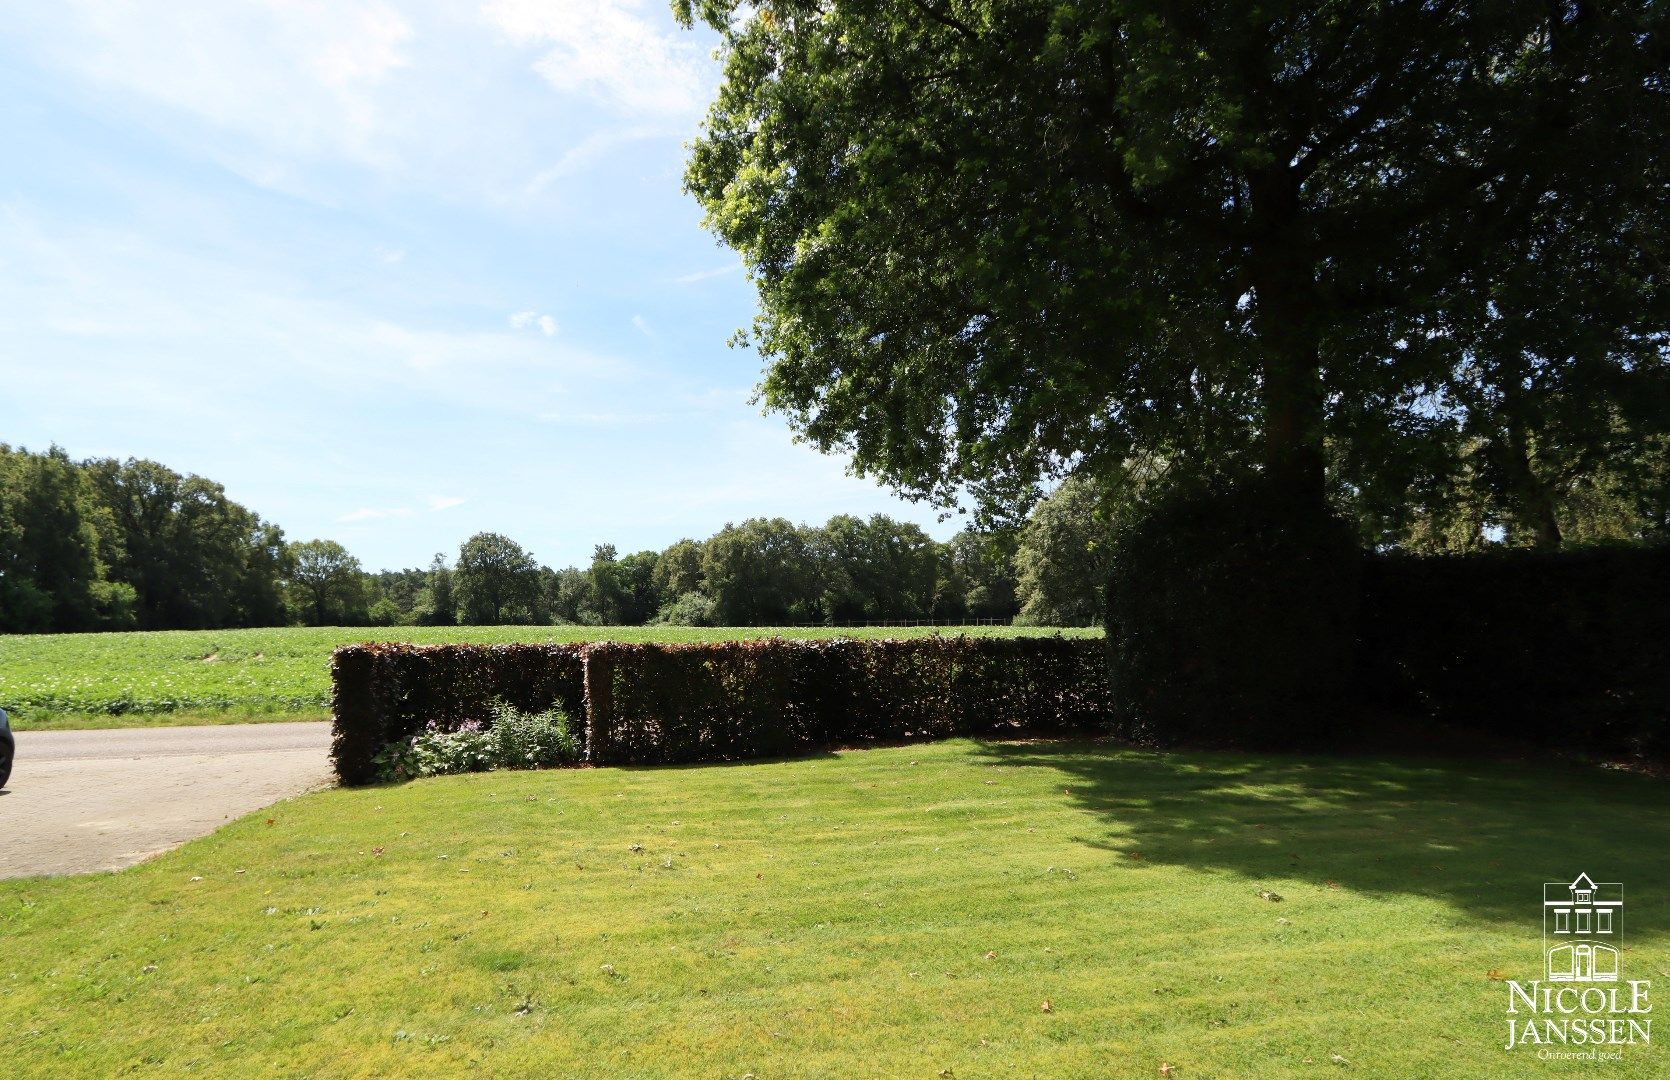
left=678, top=0, right=1666, bottom=522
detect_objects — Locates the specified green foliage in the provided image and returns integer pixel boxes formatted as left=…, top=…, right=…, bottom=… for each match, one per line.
left=326, top=630, right=1096, bottom=783
left=422, top=553, right=457, bottom=625
left=938, top=528, right=1020, bottom=621
left=810, top=513, right=940, bottom=621
left=454, top=532, right=542, bottom=625
left=651, top=538, right=705, bottom=598
left=701, top=517, right=816, bottom=623
left=374, top=701, right=581, bottom=781
left=679, top=0, right=1665, bottom=533
left=283, top=539, right=367, bottom=626
left=1108, top=478, right=1361, bottom=748
left=1013, top=475, right=1120, bottom=627
left=652, top=590, right=718, bottom=626
left=0, top=445, right=132, bottom=632
left=87, top=456, right=287, bottom=629
left=588, top=545, right=660, bottom=625
left=367, top=596, right=403, bottom=626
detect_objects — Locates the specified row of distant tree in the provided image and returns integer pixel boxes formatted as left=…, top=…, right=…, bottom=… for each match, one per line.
left=0, top=443, right=1028, bottom=632
left=5, top=435, right=1666, bottom=634
left=346, top=517, right=1026, bottom=629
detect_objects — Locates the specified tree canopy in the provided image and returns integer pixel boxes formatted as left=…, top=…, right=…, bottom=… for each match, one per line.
left=678, top=0, right=1667, bottom=522
left=455, top=532, right=543, bottom=625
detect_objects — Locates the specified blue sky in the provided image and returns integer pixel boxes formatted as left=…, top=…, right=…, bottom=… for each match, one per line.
left=0, top=1, right=959, bottom=571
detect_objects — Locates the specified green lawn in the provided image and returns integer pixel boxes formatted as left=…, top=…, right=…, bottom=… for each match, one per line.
left=0, top=624, right=1094, bottom=730
left=3, top=738, right=1664, bottom=1077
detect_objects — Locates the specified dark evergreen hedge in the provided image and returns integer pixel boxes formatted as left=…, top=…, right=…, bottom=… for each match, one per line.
left=332, top=637, right=1111, bottom=783
left=1359, top=544, right=1670, bottom=761
left=1107, top=480, right=1362, bottom=749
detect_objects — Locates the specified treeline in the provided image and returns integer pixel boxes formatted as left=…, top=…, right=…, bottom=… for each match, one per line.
left=1, top=446, right=285, bottom=632
left=0, top=444, right=1028, bottom=632
left=368, top=517, right=1024, bottom=629
left=9, top=434, right=1664, bottom=633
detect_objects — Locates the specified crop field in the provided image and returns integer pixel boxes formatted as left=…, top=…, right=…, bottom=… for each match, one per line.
left=0, top=624, right=1097, bottom=730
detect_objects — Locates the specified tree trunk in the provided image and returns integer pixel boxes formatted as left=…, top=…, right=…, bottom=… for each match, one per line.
left=1249, top=173, right=1328, bottom=517
left=1252, top=270, right=1327, bottom=513
left=1262, top=349, right=1328, bottom=512
left=1501, top=417, right=1563, bottom=551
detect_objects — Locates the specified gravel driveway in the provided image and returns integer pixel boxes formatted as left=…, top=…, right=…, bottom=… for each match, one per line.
left=0, top=722, right=334, bottom=879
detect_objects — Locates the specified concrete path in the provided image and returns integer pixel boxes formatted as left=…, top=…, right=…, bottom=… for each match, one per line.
left=0, top=722, right=334, bottom=879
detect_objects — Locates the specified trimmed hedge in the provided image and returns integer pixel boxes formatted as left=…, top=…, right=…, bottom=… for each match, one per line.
left=331, top=643, right=588, bottom=786
left=332, top=544, right=1670, bottom=785
left=1360, top=544, right=1670, bottom=761
left=584, top=637, right=1113, bottom=766
left=333, top=637, right=1112, bottom=783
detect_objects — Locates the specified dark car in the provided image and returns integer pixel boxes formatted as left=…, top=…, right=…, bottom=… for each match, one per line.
left=0, top=707, right=12, bottom=789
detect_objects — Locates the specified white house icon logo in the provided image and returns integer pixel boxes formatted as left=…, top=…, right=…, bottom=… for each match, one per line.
left=1503, top=872, right=1652, bottom=1053
left=1545, top=873, right=1622, bottom=983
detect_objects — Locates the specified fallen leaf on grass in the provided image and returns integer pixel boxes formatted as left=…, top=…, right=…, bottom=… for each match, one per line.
left=1159, top=1064, right=1175, bottom=1078
left=1330, top=1053, right=1350, bottom=1066
left=1040, top=1000, right=1053, bottom=1012
left=1257, top=889, right=1283, bottom=902
left=1486, top=969, right=1505, bottom=981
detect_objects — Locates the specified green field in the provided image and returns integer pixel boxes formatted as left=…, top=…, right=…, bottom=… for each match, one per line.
left=3, top=737, right=1665, bottom=1077
left=0, top=624, right=1096, bottom=730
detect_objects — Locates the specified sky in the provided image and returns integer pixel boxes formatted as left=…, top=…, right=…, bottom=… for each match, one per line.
left=0, top=0, right=961, bottom=572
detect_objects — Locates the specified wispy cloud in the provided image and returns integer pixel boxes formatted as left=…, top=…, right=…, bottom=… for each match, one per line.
left=339, top=506, right=415, bottom=523
left=375, top=245, right=407, bottom=264
left=428, top=495, right=466, bottom=511
left=632, top=314, right=656, bottom=339
left=526, top=125, right=663, bottom=192
left=484, top=0, right=710, bottom=117
left=672, top=263, right=742, bottom=284
left=18, top=0, right=415, bottom=169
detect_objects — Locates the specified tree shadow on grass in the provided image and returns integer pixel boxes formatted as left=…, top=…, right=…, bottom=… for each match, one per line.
left=973, top=737, right=1670, bottom=933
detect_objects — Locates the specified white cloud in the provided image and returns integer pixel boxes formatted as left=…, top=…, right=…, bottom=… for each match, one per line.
left=484, top=0, right=709, bottom=117
left=428, top=495, right=466, bottom=511
left=632, top=314, right=656, bottom=338
left=23, top=1, right=414, bottom=169
left=375, top=245, right=407, bottom=264
left=510, top=309, right=558, bottom=335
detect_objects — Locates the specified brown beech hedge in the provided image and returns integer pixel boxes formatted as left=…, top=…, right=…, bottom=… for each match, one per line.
left=332, top=643, right=590, bottom=785
left=332, top=637, right=1112, bottom=784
